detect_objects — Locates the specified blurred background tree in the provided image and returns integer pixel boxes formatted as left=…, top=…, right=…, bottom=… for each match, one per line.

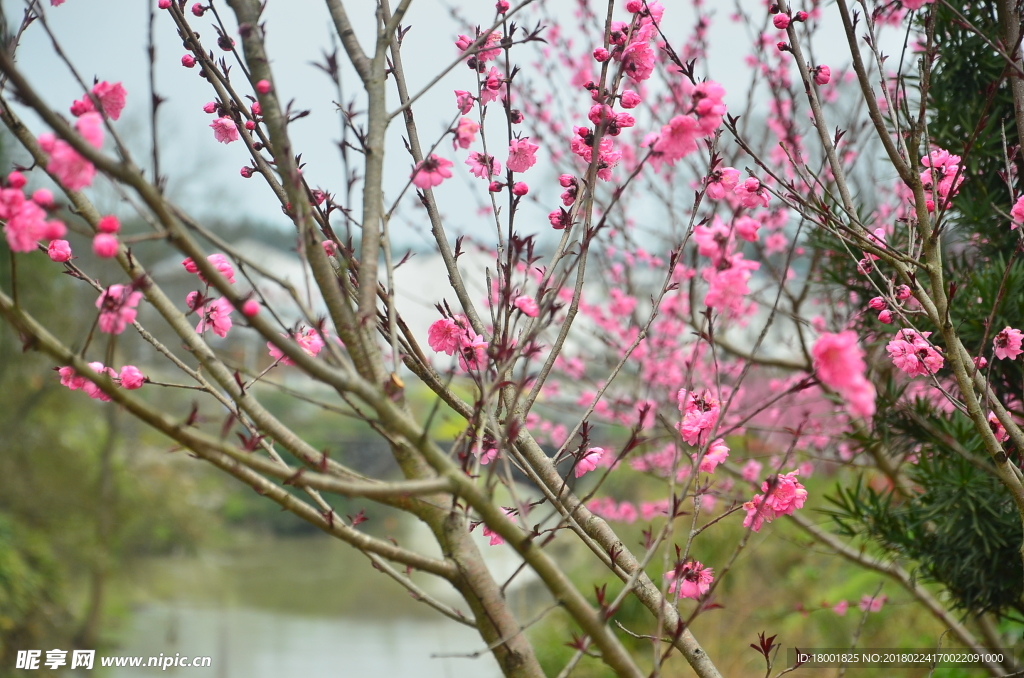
left=0, top=180, right=212, bottom=670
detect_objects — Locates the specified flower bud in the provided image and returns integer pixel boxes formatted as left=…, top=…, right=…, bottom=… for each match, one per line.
left=241, top=299, right=260, bottom=317
left=620, top=89, right=641, bottom=108
left=97, top=215, right=121, bottom=234
left=92, top=233, right=119, bottom=258
left=48, top=239, right=72, bottom=263
left=32, top=189, right=54, bottom=207
left=42, top=220, right=65, bottom=241
left=119, top=365, right=146, bottom=389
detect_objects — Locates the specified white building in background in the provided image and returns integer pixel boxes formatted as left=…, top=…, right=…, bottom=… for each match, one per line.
left=150, top=235, right=805, bottom=376
left=151, top=239, right=497, bottom=353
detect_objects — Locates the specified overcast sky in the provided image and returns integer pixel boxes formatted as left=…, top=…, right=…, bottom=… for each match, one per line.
left=8, top=0, right=886, bottom=249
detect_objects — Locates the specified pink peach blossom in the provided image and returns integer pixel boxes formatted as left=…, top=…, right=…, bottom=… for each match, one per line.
left=454, top=90, right=475, bottom=114
left=76, top=113, right=104, bottom=149
left=428, top=317, right=468, bottom=356
left=465, top=152, right=500, bottom=179
left=812, top=331, right=876, bottom=418
left=814, top=65, right=831, bottom=85
left=82, top=362, right=118, bottom=401
left=47, top=239, right=72, bottom=262
left=705, top=167, right=739, bottom=200
left=210, top=116, right=239, bottom=144
left=60, top=362, right=117, bottom=401
left=693, top=438, right=729, bottom=473
left=3, top=200, right=47, bottom=252
left=97, top=215, right=121, bottom=234
left=92, top=233, right=119, bottom=258
left=182, top=253, right=236, bottom=284
left=677, top=391, right=720, bottom=446
left=666, top=560, right=714, bottom=599
left=989, top=412, right=1009, bottom=443
left=91, top=81, right=128, bottom=120
left=452, top=117, right=479, bottom=150
left=506, top=138, right=539, bottom=173
left=458, top=333, right=489, bottom=371
left=575, top=447, right=604, bottom=477
left=859, top=594, right=887, bottom=612
left=741, top=459, right=763, bottom=482
left=1011, top=195, right=1024, bottom=228
left=412, top=155, right=453, bottom=189
left=762, top=471, right=808, bottom=515
left=734, top=177, right=771, bottom=208
left=620, top=89, right=641, bottom=108
left=887, top=329, right=944, bottom=377
left=734, top=215, right=760, bottom=242
left=118, top=365, right=146, bottom=390
left=514, top=295, right=539, bottom=317
left=96, top=284, right=143, bottom=334
left=994, top=327, right=1023, bottom=361
left=743, top=471, right=807, bottom=531
left=195, top=297, right=233, bottom=338
left=268, top=327, right=326, bottom=365
left=652, top=114, right=699, bottom=165
left=59, top=366, right=88, bottom=391
left=43, top=137, right=95, bottom=191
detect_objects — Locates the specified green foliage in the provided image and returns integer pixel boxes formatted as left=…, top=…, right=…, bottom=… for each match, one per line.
left=0, top=228, right=216, bottom=653
left=828, top=406, right=1023, bottom=617
left=950, top=253, right=1024, bottom=405
left=816, top=0, right=1024, bottom=622
left=928, top=2, right=1017, bottom=248
left=0, top=514, right=70, bottom=670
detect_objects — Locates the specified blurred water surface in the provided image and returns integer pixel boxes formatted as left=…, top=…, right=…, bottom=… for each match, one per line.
left=106, top=534, right=506, bottom=678
left=110, top=605, right=499, bottom=678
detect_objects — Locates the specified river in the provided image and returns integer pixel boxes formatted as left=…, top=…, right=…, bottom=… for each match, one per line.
left=104, top=531, right=539, bottom=677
